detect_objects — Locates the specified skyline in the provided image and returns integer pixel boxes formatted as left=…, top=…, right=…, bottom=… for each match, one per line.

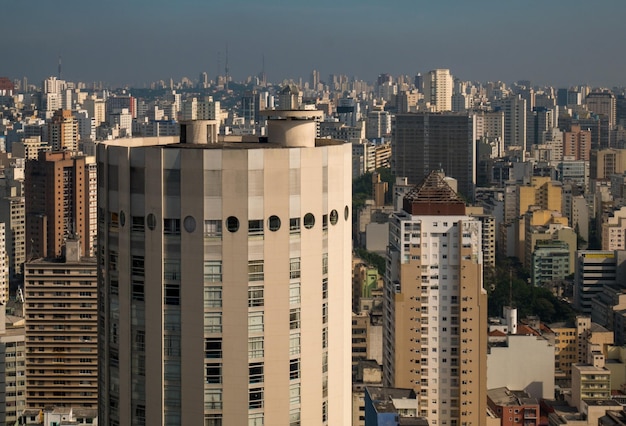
left=5, top=0, right=626, bottom=88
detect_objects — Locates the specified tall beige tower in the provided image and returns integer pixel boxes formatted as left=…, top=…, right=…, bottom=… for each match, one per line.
left=97, top=111, right=352, bottom=425
left=424, top=69, right=453, bottom=112
left=383, top=171, right=487, bottom=425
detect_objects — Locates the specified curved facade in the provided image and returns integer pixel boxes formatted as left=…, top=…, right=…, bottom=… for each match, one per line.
left=97, top=124, right=352, bottom=425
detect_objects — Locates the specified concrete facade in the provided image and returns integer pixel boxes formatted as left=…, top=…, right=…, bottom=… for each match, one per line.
left=97, top=115, right=352, bottom=425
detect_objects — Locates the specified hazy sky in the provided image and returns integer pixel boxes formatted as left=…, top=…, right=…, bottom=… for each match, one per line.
left=5, top=0, right=626, bottom=88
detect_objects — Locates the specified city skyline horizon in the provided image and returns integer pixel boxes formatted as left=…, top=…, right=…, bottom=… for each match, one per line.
left=5, top=0, right=626, bottom=89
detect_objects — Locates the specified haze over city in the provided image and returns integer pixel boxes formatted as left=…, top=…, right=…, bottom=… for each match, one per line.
left=6, top=0, right=626, bottom=88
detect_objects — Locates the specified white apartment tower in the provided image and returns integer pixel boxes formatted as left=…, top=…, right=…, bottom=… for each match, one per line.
left=97, top=110, right=352, bottom=425
left=0, top=223, right=7, bottom=304
left=424, top=69, right=453, bottom=112
left=383, top=171, right=487, bottom=425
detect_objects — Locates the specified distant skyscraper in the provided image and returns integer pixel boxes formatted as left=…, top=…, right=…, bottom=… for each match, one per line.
left=586, top=91, right=616, bottom=129
left=97, top=111, right=352, bottom=425
left=527, top=106, right=555, bottom=147
left=424, top=69, right=453, bottom=112
left=241, top=90, right=258, bottom=125
left=25, top=151, right=97, bottom=259
left=383, top=171, right=487, bottom=425
left=0, top=187, right=25, bottom=282
left=563, top=124, right=592, bottom=161
left=310, top=69, right=320, bottom=89
left=499, top=94, right=527, bottom=151
left=48, top=109, right=78, bottom=151
left=392, top=112, right=478, bottom=199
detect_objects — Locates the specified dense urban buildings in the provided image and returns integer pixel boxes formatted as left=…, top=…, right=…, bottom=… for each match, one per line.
left=97, top=112, right=351, bottom=425
left=383, top=171, right=487, bottom=425
left=4, top=60, right=626, bottom=426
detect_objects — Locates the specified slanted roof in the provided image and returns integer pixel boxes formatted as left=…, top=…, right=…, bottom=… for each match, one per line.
left=403, top=171, right=466, bottom=215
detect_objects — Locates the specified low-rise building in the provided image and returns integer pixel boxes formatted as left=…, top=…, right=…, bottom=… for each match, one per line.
left=487, top=387, right=539, bottom=426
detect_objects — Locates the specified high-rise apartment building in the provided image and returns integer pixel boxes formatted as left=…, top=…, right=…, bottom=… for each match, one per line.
left=392, top=112, right=478, bottom=199
left=24, top=237, right=98, bottom=409
left=0, top=187, right=25, bottom=282
left=0, top=304, right=26, bottom=425
left=47, top=109, right=78, bottom=151
left=499, top=95, right=527, bottom=151
left=563, top=124, right=592, bottom=161
left=586, top=91, right=616, bottom=130
left=0, top=223, right=8, bottom=304
left=383, top=171, right=487, bottom=425
left=97, top=111, right=352, bottom=425
left=424, top=69, right=453, bottom=112
left=25, top=151, right=97, bottom=259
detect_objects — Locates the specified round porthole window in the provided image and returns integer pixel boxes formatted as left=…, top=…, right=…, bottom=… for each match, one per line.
left=226, top=216, right=239, bottom=233
left=304, top=213, right=315, bottom=229
left=119, top=211, right=126, bottom=227
left=344, top=206, right=350, bottom=221
left=147, top=213, right=157, bottom=230
left=329, top=209, right=338, bottom=226
left=183, top=216, right=196, bottom=233
left=268, top=215, right=281, bottom=231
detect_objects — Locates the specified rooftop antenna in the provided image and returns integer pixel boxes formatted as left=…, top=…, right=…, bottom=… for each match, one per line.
left=225, top=43, right=230, bottom=92
left=58, top=55, right=62, bottom=80
left=217, top=51, right=221, bottom=83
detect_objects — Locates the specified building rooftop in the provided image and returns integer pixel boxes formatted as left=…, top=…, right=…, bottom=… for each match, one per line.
left=488, top=387, right=538, bottom=407
left=403, top=170, right=466, bottom=215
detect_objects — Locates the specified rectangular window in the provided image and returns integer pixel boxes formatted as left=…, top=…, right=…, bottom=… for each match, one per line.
left=289, top=308, right=300, bottom=330
left=204, top=261, right=222, bottom=282
left=289, top=358, right=300, bottom=380
left=289, top=333, right=301, bottom=356
left=322, top=253, right=328, bottom=275
left=248, top=312, right=264, bottom=333
left=289, top=408, right=300, bottom=426
left=204, top=313, right=222, bottom=333
left=204, top=220, right=222, bottom=239
left=135, top=330, right=145, bottom=352
left=322, top=278, right=328, bottom=299
left=290, top=218, right=300, bottom=234
left=248, top=286, right=264, bottom=307
left=110, top=212, right=119, bottom=228
left=204, top=389, right=222, bottom=410
left=164, top=284, right=180, bottom=305
left=322, top=214, right=328, bottom=231
left=249, top=362, right=264, bottom=384
left=131, top=216, right=145, bottom=232
left=248, top=220, right=264, bottom=237
left=322, top=303, right=328, bottom=324
left=164, top=260, right=181, bottom=281
left=109, top=252, right=118, bottom=271
left=164, top=169, right=181, bottom=197
left=132, top=279, right=144, bottom=302
left=164, top=218, right=181, bottom=235
left=131, top=256, right=144, bottom=277
left=322, top=327, right=328, bottom=349
left=249, top=387, right=264, bottom=409
left=248, top=260, right=264, bottom=282
left=290, top=257, right=301, bottom=279
left=205, top=338, right=222, bottom=359
left=204, top=287, right=222, bottom=308
left=205, top=364, right=222, bottom=384
left=164, top=335, right=181, bottom=357
left=289, top=282, right=301, bottom=305
left=289, top=383, right=300, bottom=405
left=249, top=413, right=264, bottom=426
left=248, top=337, right=264, bottom=359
